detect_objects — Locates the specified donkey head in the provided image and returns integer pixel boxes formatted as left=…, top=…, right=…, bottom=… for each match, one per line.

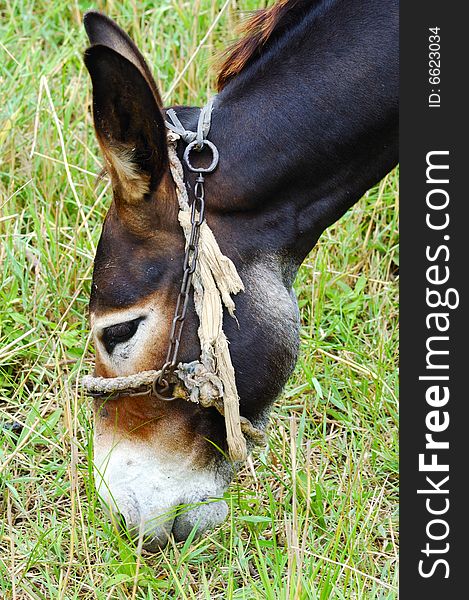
left=83, top=11, right=300, bottom=550
left=83, top=0, right=398, bottom=550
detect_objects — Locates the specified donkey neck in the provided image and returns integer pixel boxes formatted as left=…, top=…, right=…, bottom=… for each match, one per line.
left=196, top=0, right=398, bottom=267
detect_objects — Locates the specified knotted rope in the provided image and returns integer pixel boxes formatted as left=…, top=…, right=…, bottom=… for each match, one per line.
left=82, top=99, right=264, bottom=461
left=82, top=362, right=266, bottom=448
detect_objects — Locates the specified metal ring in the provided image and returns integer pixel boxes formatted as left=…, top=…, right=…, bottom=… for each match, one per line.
left=152, top=377, right=177, bottom=402
left=183, top=140, right=219, bottom=173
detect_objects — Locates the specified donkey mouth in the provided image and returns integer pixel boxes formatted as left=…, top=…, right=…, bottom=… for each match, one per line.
left=94, top=433, right=231, bottom=550
left=115, top=498, right=229, bottom=551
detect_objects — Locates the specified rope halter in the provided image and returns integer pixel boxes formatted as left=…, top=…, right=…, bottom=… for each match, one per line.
left=82, top=98, right=266, bottom=461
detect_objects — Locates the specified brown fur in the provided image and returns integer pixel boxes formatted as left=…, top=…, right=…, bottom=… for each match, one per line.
left=94, top=394, right=219, bottom=467
left=100, top=142, right=151, bottom=203
left=217, top=0, right=300, bottom=91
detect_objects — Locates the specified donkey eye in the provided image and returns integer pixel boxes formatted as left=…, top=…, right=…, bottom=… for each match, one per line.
left=101, top=317, right=144, bottom=354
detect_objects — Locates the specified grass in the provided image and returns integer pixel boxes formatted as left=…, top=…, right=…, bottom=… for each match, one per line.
left=0, top=1, right=399, bottom=598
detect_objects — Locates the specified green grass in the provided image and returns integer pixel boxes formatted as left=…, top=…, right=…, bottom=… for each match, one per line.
left=0, top=1, right=399, bottom=598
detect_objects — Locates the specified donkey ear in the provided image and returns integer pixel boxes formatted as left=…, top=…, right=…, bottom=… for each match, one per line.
left=84, top=44, right=167, bottom=209
left=84, top=11, right=163, bottom=106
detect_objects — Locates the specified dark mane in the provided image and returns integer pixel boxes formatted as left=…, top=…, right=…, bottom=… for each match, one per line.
left=217, top=0, right=316, bottom=91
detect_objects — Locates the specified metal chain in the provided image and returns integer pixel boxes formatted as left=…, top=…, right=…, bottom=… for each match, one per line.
left=153, top=172, right=206, bottom=401
left=153, top=106, right=220, bottom=401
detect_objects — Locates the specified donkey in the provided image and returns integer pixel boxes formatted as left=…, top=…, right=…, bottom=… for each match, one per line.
left=83, top=0, right=398, bottom=550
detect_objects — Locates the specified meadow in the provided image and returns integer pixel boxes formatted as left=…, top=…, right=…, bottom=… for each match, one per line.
left=0, top=1, right=399, bottom=597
